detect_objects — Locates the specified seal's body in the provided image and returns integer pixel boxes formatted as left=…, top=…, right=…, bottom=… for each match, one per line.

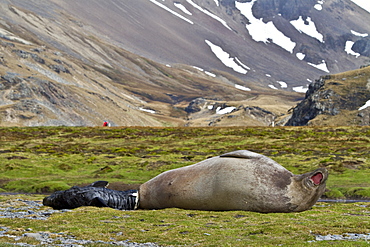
left=138, top=150, right=328, bottom=213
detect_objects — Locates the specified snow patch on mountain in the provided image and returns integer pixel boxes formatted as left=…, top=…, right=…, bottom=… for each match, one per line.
left=235, top=84, right=251, bottom=91
left=314, top=4, right=322, bottom=11
left=359, top=100, right=370, bottom=110
left=148, top=0, right=193, bottom=24
left=139, top=108, right=156, bottom=114
left=314, top=0, right=325, bottom=11
left=351, top=30, right=368, bottom=37
left=186, top=0, right=231, bottom=30
left=205, top=40, right=249, bottom=74
left=174, top=2, right=192, bottom=15
left=351, top=0, right=370, bottom=13
left=277, top=81, right=288, bottom=88
left=345, top=41, right=361, bottom=57
left=216, top=106, right=236, bottom=114
left=192, top=66, right=216, bottom=77
left=205, top=71, right=216, bottom=77
left=308, top=60, right=330, bottom=73
left=290, top=16, right=324, bottom=42
left=296, top=52, right=306, bottom=60
left=293, top=86, right=309, bottom=93
left=235, top=57, right=250, bottom=70
left=235, top=0, right=296, bottom=53
left=193, top=66, right=204, bottom=72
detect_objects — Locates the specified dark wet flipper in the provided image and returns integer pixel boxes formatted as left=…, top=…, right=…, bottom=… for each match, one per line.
left=89, top=181, right=109, bottom=188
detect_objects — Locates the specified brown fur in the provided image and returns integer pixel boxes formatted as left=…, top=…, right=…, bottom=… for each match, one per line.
left=138, top=150, right=328, bottom=213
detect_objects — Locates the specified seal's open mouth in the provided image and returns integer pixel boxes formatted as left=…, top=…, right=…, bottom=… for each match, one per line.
left=311, top=172, right=323, bottom=185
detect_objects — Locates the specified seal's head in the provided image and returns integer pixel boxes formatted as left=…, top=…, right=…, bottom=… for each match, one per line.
left=43, top=190, right=68, bottom=209
left=287, top=168, right=328, bottom=212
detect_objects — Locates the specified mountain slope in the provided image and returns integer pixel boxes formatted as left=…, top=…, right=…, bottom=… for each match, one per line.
left=54, top=0, right=370, bottom=91
left=0, top=0, right=369, bottom=126
left=1, top=0, right=293, bottom=126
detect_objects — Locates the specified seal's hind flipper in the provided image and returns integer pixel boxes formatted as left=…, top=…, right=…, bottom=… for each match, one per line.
left=89, top=181, right=109, bottom=188
left=220, top=150, right=263, bottom=159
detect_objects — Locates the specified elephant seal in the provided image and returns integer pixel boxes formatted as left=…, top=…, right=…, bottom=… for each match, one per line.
left=138, top=150, right=328, bottom=213
left=43, top=150, right=328, bottom=213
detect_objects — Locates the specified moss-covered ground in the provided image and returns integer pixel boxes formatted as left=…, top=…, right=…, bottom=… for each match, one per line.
left=1, top=126, right=369, bottom=197
left=0, top=126, right=369, bottom=246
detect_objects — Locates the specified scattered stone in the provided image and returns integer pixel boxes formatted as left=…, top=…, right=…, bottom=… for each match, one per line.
left=48, top=64, right=71, bottom=74
left=314, top=233, right=370, bottom=241
left=0, top=198, right=159, bottom=246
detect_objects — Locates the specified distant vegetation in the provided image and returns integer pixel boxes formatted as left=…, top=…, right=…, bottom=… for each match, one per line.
left=0, top=126, right=369, bottom=199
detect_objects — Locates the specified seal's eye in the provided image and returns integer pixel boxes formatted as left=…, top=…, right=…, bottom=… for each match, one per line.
left=310, top=172, right=323, bottom=185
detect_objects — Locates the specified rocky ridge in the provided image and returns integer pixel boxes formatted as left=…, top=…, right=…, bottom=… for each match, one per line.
left=286, top=65, right=370, bottom=126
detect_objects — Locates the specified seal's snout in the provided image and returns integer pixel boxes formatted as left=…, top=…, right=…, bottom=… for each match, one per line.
left=310, top=172, right=323, bottom=185
left=296, top=168, right=328, bottom=189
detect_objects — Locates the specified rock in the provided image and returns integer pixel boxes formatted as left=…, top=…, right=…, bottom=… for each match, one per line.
left=48, top=64, right=71, bottom=74
left=1, top=73, right=23, bottom=89
left=252, top=0, right=317, bottom=21
left=12, top=50, right=45, bottom=64
left=244, top=106, right=275, bottom=124
left=185, top=98, right=207, bottom=113
left=352, top=38, right=370, bottom=57
left=285, top=67, right=370, bottom=126
left=285, top=78, right=340, bottom=126
left=23, top=232, right=44, bottom=240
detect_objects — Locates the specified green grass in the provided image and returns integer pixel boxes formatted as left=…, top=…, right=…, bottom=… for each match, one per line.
left=0, top=126, right=370, bottom=246
left=0, top=194, right=369, bottom=246
left=1, top=126, right=369, bottom=198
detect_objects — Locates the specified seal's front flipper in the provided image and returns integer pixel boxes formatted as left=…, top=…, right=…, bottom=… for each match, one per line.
left=90, top=197, right=109, bottom=207
left=220, top=150, right=264, bottom=159
left=89, top=181, right=109, bottom=188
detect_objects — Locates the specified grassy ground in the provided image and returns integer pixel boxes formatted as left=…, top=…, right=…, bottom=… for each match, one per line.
left=1, top=126, right=369, bottom=197
left=0, top=194, right=369, bottom=246
left=0, top=126, right=369, bottom=246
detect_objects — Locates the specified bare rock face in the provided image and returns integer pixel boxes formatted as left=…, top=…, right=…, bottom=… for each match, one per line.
left=285, top=78, right=340, bottom=126
left=353, top=38, right=370, bottom=57
left=251, top=0, right=317, bottom=21
left=286, top=66, right=370, bottom=126
left=185, top=98, right=207, bottom=113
